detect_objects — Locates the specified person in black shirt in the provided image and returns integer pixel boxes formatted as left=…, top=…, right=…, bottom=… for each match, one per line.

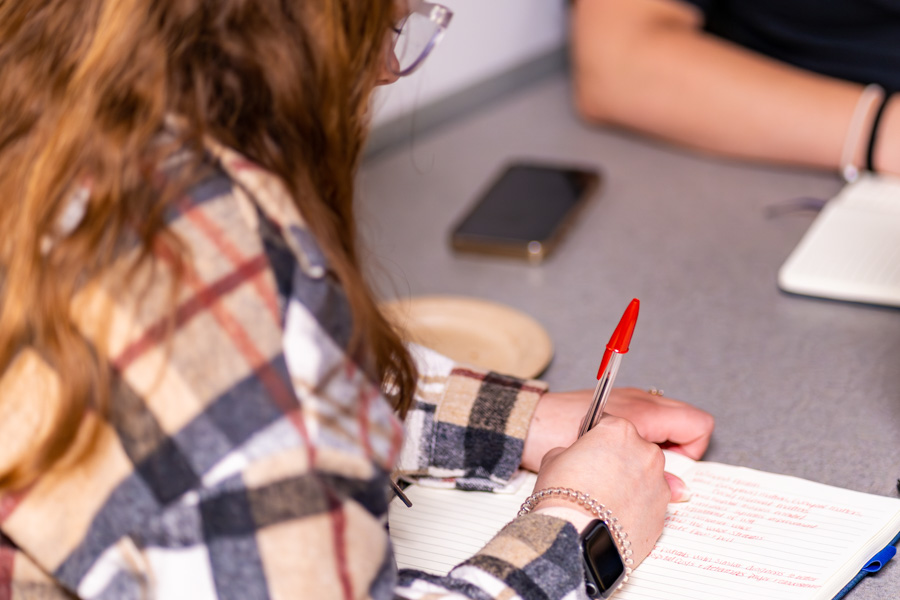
left=570, top=0, right=900, bottom=179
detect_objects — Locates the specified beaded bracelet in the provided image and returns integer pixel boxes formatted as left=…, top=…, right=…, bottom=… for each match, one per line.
left=518, top=488, right=634, bottom=586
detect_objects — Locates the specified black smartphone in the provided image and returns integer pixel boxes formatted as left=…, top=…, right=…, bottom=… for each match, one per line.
left=449, top=162, right=601, bottom=262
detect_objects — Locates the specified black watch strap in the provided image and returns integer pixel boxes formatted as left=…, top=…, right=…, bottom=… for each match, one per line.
left=580, top=519, right=627, bottom=598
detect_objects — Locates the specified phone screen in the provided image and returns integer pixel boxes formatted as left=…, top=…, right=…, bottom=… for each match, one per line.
left=450, top=162, right=601, bottom=261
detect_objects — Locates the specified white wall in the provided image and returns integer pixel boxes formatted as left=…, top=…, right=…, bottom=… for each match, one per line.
left=371, top=0, right=568, bottom=127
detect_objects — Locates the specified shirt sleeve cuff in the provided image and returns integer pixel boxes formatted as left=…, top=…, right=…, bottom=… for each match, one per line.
left=451, top=513, right=584, bottom=598
left=399, top=343, right=547, bottom=488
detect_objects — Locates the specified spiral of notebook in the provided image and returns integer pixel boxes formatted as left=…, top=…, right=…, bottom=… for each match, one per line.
left=779, top=174, right=900, bottom=306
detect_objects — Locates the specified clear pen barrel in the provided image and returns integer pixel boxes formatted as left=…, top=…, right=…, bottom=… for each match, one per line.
left=578, top=353, right=623, bottom=438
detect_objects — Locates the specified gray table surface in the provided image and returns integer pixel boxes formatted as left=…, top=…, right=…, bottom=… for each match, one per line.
left=358, top=73, right=900, bottom=598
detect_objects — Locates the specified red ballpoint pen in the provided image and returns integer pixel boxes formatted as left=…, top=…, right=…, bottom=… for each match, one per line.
left=578, top=298, right=640, bottom=438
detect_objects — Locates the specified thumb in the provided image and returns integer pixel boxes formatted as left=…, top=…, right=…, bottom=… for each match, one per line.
left=665, top=471, right=692, bottom=503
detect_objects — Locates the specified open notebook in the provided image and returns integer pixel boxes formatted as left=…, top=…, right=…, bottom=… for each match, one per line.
left=778, top=174, right=900, bottom=306
left=389, top=452, right=900, bottom=600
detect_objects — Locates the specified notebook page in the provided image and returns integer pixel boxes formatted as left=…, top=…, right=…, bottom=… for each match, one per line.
left=389, top=473, right=537, bottom=574
left=778, top=203, right=900, bottom=305
left=390, top=457, right=900, bottom=599
left=778, top=174, right=900, bottom=306
left=835, top=173, right=900, bottom=213
left=620, top=461, right=900, bottom=600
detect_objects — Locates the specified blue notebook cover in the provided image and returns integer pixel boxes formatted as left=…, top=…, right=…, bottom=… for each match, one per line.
left=832, top=531, right=900, bottom=600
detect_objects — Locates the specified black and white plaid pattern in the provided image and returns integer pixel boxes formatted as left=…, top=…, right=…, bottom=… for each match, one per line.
left=0, top=141, right=585, bottom=600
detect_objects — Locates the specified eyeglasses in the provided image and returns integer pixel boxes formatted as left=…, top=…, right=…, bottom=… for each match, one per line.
left=388, top=1, right=453, bottom=77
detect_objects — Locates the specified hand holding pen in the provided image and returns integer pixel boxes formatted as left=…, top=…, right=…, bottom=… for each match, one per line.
left=576, top=298, right=704, bottom=504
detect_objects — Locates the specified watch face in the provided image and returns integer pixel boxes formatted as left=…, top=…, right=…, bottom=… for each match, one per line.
left=581, top=520, right=626, bottom=599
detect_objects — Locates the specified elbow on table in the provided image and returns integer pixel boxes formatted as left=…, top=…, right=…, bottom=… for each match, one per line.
left=570, top=0, right=702, bottom=130
left=571, top=65, right=635, bottom=127
left=573, top=78, right=611, bottom=125
left=570, top=32, right=655, bottom=126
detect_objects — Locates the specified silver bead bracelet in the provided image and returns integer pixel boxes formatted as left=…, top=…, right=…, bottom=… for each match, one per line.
left=518, top=487, right=634, bottom=586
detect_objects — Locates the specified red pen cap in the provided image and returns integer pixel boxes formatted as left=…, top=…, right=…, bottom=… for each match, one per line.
left=596, top=298, right=640, bottom=379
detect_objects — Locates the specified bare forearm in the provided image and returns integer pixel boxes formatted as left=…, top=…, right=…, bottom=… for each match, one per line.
left=571, top=0, right=900, bottom=175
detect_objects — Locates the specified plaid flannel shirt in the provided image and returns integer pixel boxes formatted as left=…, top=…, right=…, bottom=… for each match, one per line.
left=0, top=139, right=587, bottom=599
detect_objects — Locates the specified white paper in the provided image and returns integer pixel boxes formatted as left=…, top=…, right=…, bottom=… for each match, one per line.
left=389, top=453, right=900, bottom=599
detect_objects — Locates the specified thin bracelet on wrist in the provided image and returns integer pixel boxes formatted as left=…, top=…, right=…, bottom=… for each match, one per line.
left=866, top=92, right=893, bottom=174
left=519, top=488, right=634, bottom=583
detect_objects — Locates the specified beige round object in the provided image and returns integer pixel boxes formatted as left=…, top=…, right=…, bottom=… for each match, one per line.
left=381, top=295, right=553, bottom=379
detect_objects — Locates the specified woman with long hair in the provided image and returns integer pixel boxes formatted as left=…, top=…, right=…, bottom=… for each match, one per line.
left=0, top=1, right=713, bottom=598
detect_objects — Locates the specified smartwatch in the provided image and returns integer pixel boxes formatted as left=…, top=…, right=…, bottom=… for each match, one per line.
left=580, top=519, right=627, bottom=598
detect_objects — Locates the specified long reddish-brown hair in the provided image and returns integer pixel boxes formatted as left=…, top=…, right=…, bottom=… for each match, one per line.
left=0, top=0, right=417, bottom=490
